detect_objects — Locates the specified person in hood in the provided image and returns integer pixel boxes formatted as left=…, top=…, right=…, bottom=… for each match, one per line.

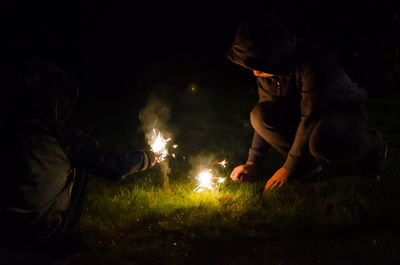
left=228, top=16, right=387, bottom=191
left=0, top=59, right=157, bottom=254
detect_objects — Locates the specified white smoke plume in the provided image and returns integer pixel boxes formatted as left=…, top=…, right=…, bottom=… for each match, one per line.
left=139, top=96, right=173, bottom=189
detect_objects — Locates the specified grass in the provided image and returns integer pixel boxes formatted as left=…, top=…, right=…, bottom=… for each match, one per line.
left=79, top=174, right=400, bottom=265
left=72, top=93, right=400, bottom=265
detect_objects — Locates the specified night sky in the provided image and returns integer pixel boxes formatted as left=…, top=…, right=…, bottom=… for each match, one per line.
left=1, top=1, right=399, bottom=101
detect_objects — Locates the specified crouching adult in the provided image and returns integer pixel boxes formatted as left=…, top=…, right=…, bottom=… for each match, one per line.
left=228, top=16, right=387, bottom=191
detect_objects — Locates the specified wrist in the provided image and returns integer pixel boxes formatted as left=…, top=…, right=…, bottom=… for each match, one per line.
left=246, top=161, right=256, bottom=167
left=280, top=167, right=290, bottom=174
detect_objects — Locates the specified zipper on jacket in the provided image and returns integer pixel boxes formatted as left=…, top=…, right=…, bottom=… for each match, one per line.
left=275, top=77, right=281, bottom=96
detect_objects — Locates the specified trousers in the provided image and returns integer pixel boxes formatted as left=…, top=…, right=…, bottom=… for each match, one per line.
left=250, top=101, right=377, bottom=164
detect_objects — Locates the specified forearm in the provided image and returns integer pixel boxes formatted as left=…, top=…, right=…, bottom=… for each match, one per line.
left=247, top=132, right=270, bottom=164
left=65, top=129, right=154, bottom=180
left=283, top=60, right=322, bottom=172
left=282, top=119, right=317, bottom=172
left=71, top=149, right=153, bottom=180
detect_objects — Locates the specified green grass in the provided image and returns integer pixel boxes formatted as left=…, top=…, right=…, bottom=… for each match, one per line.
left=68, top=96, right=400, bottom=265
left=79, top=175, right=400, bottom=265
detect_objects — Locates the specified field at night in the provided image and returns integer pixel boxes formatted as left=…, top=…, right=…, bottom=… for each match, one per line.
left=77, top=97, right=400, bottom=265
left=1, top=2, right=399, bottom=265
left=3, top=86, right=399, bottom=264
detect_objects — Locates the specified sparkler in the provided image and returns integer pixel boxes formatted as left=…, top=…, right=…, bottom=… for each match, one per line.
left=150, top=129, right=171, bottom=162
left=218, top=159, right=227, bottom=168
left=193, top=160, right=227, bottom=193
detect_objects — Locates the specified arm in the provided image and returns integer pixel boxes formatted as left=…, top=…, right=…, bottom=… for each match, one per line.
left=230, top=132, right=269, bottom=182
left=265, top=61, right=324, bottom=191
left=65, top=129, right=156, bottom=180
left=248, top=131, right=270, bottom=164
left=282, top=60, right=323, bottom=173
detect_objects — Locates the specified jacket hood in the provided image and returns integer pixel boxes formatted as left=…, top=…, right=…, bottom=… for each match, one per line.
left=17, top=59, right=79, bottom=123
left=227, top=16, right=297, bottom=76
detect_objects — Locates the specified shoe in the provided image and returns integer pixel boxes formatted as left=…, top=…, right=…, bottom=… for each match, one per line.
left=360, top=132, right=388, bottom=178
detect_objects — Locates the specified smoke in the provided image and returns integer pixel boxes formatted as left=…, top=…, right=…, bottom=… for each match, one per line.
left=139, top=97, right=172, bottom=143
left=139, top=96, right=173, bottom=190
left=188, top=154, right=216, bottom=177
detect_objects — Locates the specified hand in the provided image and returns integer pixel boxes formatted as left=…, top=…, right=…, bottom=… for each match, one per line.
left=264, top=167, right=290, bottom=191
left=146, top=151, right=158, bottom=168
left=230, top=162, right=257, bottom=182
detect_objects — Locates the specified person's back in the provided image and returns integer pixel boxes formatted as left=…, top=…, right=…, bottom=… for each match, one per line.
left=0, top=59, right=156, bottom=253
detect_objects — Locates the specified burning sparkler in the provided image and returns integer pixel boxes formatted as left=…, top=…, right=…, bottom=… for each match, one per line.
left=218, top=159, right=227, bottom=168
left=193, top=160, right=227, bottom=193
left=193, top=169, right=213, bottom=193
left=150, top=129, right=171, bottom=162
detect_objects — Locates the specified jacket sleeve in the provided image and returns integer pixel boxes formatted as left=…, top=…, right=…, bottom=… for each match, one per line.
left=282, top=61, right=323, bottom=172
left=65, top=129, right=153, bottom=180
left=247, top=131, right=270, bottom=163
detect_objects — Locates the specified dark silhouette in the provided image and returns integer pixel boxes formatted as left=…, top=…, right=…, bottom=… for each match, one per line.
left=228, top=16, right=387, bottom=191
left=0, top=59, right=156, bottom=255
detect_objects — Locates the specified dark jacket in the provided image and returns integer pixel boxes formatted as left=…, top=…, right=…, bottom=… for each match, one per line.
left=227, top=19, right=367, bottom=172
left=0, top=60, right=154, bottom=245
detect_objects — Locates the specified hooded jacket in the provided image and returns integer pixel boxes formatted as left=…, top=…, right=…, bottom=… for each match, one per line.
left=227, top=18, right=368, bottom=172
left=0, top=60, right=154, bottom=245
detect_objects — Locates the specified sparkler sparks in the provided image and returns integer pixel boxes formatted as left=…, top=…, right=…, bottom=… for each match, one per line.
left=193, top=159, right=228, bottom=193
left=217, top=177, right=225, bottom=183
left=218, top=159, right=227, bottom=168
left=193, top=169, right=213, bottom=193
left=150, top=129, right=171, bottom=162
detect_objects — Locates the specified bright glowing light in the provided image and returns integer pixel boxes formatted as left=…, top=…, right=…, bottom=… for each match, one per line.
left=194, top=169, right=213, bottom=193
left=193, top=158, right=228, bottom=193
left=173, top=145, right=178, bottom=149
left=193, top=169, right=226, bottom=193
left=150, top=129, right=171, bottom=162
left=198, top=169, right=212, bottom=186
left=218, top=160, right=227, bottom=168
left=172, top=154, right=176, bottom=158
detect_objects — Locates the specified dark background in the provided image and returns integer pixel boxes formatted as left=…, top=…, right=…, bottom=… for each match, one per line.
left=1, top=1, right=399, bottom=136
left=1, top=2, right=399, bottom=86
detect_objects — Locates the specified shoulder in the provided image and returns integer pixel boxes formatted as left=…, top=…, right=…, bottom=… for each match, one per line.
left=6, top=119, right=64, bottom=154
left=294, top=42, right=344, bottom=80
left=2, top=119, right=70, bottom=174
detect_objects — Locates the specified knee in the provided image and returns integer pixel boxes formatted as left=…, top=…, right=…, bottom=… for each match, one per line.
left=309, top=119, right=335, bottom=161
left=250, top=103, right=274, bottom=132
left=309, top=129, right=330, bottom=161
left=250, top=104, right=263, bottom=131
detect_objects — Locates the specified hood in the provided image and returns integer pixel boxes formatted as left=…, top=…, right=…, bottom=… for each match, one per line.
left=227, top=16, right=297, bottom=76
left=17, top=59, right=79, bottom=123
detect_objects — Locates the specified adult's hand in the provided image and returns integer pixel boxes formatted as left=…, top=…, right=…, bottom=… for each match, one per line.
left=144, top=151, right=158, bottom=168
left=264, top=167, right=290, bottom=191
left=230, top=162, right=257, bottom=182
